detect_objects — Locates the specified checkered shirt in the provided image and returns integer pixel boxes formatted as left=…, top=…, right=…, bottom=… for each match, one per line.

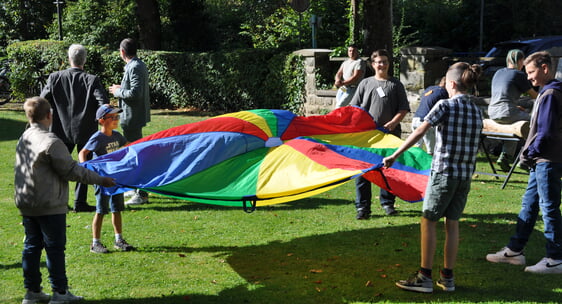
left=425, top=94, right=483, bottom=179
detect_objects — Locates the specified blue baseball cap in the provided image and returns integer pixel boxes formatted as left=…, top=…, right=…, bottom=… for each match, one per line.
left=96, top=104, right=122, bottom=120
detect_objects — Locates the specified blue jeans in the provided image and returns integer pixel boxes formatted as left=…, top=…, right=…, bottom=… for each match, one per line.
left=22, top=214, right=67, bottom=292
left=335, top=86, right=356, bottom=108
left=508, top=162, right=562, bottom=259
left=355, top=176, right=396, bottom=213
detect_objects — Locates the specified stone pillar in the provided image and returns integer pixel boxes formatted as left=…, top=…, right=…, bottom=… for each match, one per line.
left=399, top=47, right=452, bottom=93
left=292, top=49, right=336, bottom=116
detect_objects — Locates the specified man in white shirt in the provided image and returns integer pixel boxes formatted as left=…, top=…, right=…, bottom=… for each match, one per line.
left=334, top=45, right=366, bottom=108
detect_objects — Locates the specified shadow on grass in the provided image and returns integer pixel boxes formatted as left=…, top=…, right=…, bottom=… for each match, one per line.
left=151, top=109, right=218, bottom=117
left=103, top=213, right=559, bottom=304
left=0, top=117, right=26, bottom=141
left=0, top=261, right=22, bottom=270
left=128, top=196, right=355, bottom=212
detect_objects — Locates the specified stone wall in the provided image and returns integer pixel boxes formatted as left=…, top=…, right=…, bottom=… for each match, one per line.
left=293, top=46, right=562, bottom=139
left=292, top=49, right=337, bottom=116
left=293, top=47, right=454, bottom=138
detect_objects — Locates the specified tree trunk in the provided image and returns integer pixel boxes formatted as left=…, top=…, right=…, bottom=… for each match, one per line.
left=135, top=0, right=161, bottom=50
left=350, top=0, right=360, bottom=44
left=363, top=0, right=393, bottom=62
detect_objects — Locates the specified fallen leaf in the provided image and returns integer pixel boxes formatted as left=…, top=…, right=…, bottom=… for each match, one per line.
left=365, top=280, right=373, bottom=287
left=310, top=269, right=323, bottom=273
left=178, top=253, right=186, bottom=258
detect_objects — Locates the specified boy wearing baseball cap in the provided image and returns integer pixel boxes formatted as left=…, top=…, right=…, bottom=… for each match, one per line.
left=79, top=104, right=135, bottom=253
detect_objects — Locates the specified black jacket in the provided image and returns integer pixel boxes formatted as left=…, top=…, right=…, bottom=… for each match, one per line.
left=40, top=67, right=109, bottom=146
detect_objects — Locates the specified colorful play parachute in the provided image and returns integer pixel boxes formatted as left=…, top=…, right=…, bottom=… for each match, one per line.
left=82, top=106, right=431, bottom=210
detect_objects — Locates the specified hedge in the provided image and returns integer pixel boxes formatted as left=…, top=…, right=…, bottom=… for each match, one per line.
left=6, top=40, right=306, bottom=114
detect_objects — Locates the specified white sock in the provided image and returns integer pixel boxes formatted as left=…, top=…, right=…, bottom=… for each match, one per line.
left=115, top=233, right=123, bottom=242
left=93, top=238, right=101, bottom=245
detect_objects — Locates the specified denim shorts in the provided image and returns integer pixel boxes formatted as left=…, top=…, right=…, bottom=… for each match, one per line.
left=94, top=185, right=125, bottom=214
left=422, top=171, right=471, bottom=221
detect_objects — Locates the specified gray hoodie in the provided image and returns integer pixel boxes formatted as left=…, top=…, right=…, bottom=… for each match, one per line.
left=14, top=123, right=106, bottom=216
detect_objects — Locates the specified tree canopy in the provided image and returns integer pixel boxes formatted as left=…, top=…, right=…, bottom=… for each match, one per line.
left=1, top=0, right=562, bottom=54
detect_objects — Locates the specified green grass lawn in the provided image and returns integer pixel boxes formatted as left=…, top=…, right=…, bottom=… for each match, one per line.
left=1, top=103, right=561, bottom=304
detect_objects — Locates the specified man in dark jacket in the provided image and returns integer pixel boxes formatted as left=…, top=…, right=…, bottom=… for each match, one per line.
left=41, top=44, right=109, bottom=212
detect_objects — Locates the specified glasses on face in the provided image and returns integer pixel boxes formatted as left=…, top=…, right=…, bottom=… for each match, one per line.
left=103, top=115, right=120, bottom=121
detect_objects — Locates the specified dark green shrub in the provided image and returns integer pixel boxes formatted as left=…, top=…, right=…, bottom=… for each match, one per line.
left=6, top=40, right=306, bottom=114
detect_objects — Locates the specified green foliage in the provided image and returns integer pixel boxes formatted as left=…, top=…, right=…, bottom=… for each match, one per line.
left=5, top=40, right=307, bottom=114
left=0, top=1, right=54, bottom=45
left=241, top=0, right=349, bottom=51
left=160, top=0, right=218, bottom=51
left=392, top=5, right=420, bottom=76
left=6, top=40, right=68, bottom=99
left=142, top=49, right=304, bottom=112
left=46, top=0, right=137, bottom=48
left=279, top=53, right=306, bottom=114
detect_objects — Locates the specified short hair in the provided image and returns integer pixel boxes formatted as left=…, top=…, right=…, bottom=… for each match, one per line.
left=24, top=97, right=51, bottom=123
left=120, top=38, right=137, bottom=58
left=446, top=62, right=481, bottom=92
left=524, top=51, right=552, bottom=70
left=68, top=44, right=87, bottom=67
left=370, top=49, right=390, bottom=62
left=506, top=49, right=524, bottom=67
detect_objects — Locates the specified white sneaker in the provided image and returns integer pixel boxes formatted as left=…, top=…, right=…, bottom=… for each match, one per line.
left=524, top=257, right=562, bottom=274
left=125, top=194, right=148, bottom=205
left=123, top=190, right=136, bottom=198
left=486, top=247, right=526, bottom=265
left=22, top=288, right=50, bottom=304
left=49, top=290, right=83, bottom=303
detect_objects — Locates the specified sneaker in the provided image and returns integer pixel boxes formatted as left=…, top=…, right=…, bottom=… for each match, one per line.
left=395, top=271, right=433, bottom=293
left=114, top=239, right=135, bottom=251
left=22, top=288, right=50, bottom=304
left=496, top=153, right=513, bottom=172
left=383, top=205, right=398, bottom=216
left=436, top=273, right=455, bottom=291
left=486, top=247, right=526, bottom=265
left=125, top=194, right=148, bottom=206
left=123, top=190, right=136, bottom=198
left=524, top=257, right=562, bottom=274
left=356, top=209, right=371, bottom=220
left=90, top=242, right=108, bottom=254
left=49, top=290, right=83, bottom=304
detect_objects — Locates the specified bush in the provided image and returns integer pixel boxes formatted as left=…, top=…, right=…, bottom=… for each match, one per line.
left=6, top=40, right=306, bottom=113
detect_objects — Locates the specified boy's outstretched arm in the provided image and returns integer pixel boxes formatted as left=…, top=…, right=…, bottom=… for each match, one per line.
left=383, top=121, right=432, bottom=168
